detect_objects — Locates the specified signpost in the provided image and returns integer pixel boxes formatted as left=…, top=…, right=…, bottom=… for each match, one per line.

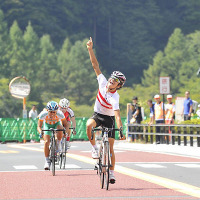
left=9, top=76, right=31, bottom=118
left=159, top=77, right=170, bottom=123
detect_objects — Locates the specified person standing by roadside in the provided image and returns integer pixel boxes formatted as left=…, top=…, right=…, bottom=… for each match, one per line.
left=182, top=91, right=193, bottom=121
left=165, top=95, right=175, bottom=124
left=131, top=97, right=143, bottom=141
left=196, top=104, right=200, bottom=119
left=154, top=94, right=165, bottom=144
left=29, top=105, right=38, bottom=120
left=131, top=97, right=143, bottom=124
left=147, top=99, right=155, bottom=125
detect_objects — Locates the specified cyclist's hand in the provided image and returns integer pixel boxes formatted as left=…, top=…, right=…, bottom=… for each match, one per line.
left=87, top=37, right=93, bottom=50
left=119, top=127, right=125, bottom=140
left=120, top=134, right=126, bottom=140
left=39, top=131, right=44, bottom=139
left=72, top=128, right=76, bottom=135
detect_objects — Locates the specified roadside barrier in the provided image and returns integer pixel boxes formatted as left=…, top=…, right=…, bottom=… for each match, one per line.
left=0, top=117, right=127, bottom=142
left=127, top=124, right=200, bottom=147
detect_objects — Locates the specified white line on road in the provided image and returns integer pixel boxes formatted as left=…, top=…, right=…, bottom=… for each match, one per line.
left=13, top=165, right=38, bottom=170
left=175, top=164, right=200, bottom=168
left=135, top=164, right=167, bottom=168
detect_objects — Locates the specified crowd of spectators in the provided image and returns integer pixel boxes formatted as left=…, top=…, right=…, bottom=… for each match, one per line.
left=128, top=91, right=200, bottom=143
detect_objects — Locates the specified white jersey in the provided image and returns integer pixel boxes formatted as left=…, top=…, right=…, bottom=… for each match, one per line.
left=94, top=74, right=119, bottom=116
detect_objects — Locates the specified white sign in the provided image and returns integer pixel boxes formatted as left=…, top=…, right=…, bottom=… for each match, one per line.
left=159, top=77, right=170, bottom=94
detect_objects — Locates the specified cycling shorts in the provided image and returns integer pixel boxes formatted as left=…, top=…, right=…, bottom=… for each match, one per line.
left=90, top=112, right=115, bottom=139
left=43, top=121, right=62, bottom=136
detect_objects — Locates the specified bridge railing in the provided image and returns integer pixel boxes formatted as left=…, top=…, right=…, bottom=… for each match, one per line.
left=127, top=124, right=200, bottom=147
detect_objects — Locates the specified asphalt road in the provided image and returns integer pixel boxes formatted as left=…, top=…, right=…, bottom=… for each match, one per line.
left=1, top=140, right=200, bottom=200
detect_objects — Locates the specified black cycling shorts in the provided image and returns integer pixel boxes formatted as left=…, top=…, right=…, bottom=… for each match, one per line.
left=90, top=112, right=115, bottom=139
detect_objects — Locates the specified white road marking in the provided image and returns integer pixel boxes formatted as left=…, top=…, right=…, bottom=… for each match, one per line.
left=175, top=164, right=200, bottom=168
left=13, top=165, right=38, bottom=170
left=0, top=150, right=19, bottom=154
left=135, top=164, right=167, bottom=168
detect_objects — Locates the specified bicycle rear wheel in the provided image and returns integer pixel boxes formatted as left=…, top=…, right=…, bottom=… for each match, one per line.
left=51, top=136, right=56, bottom=176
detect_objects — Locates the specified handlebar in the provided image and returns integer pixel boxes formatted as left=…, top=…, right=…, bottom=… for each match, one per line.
left=40, top=128, right=66, bottom=137
left=91, top=127, right=124, bottom=140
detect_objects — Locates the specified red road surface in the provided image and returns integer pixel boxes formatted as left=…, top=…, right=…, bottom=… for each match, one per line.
left=1, top=145, right=200, bottom=200
left=71, top=149, right=200, bottom=163
left=0, top=170, right=197, bottom=200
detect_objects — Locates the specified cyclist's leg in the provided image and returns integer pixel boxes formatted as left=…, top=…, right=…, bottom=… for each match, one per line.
left=43, top=122, right=51, bottom=157
left=43, top=123, right=52, bottom=169
left=55, top=122, right=63, bottom=152
left=108, top=138, right=115, bottom=170
left=66, top=121, right=71, bottom=139
left=44, top=134, right=51, bottom=157
left=86, top=118, right=97, bottom=145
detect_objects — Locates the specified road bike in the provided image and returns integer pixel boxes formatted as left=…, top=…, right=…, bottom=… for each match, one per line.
left=42, top=128, right=65, bottom=176
left=59, top=127, right=75, bottom=169
left=92, top=127, right=123, bottom=190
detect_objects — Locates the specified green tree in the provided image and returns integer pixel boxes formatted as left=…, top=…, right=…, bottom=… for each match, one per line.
left=62, top=39, right=97, bottom=104
left=8, top=20, right=24, bottom=77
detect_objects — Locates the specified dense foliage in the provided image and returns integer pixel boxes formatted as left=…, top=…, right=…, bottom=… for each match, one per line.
left=0, top=1, right=199, bottom=118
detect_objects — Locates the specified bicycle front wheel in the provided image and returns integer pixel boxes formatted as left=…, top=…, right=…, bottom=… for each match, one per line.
left=105, top=142, right=110, bottom=190
left=99, top=144, right=104, bottom=189
left=51, top=137, right=56, bottom=176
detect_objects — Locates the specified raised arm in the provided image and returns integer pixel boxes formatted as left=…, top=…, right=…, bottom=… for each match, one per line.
left=86, top=37, right=101, bottom=77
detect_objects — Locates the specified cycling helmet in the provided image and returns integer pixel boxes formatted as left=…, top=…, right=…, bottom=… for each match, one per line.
left=110, top=71, right=126, bottom=89
left=46, top=101, right=59, bottom=111
left=59, top=98, right=70, bottom=108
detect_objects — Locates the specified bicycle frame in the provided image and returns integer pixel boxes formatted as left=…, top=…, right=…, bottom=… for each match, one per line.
left=42, top=128, right=65, bottom=176
left=92, top=127, right=121, bottom=190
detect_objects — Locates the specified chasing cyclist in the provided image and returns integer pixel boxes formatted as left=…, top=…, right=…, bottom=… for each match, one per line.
left=37, top=101, right=68, bottom=170
left=59, top=98, right=76, bottom=149
left=86, top=37, right=126, bottom=184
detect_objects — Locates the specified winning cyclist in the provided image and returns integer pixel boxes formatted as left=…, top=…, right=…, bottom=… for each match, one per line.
left=86, top=37, right=126, bottom=184
left=59, top=98, right=76, bottom=149
left=37, top=101, right=68, bottom=170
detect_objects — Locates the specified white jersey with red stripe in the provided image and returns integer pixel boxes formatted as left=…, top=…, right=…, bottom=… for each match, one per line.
left=94, top=74, right=119, bottom=116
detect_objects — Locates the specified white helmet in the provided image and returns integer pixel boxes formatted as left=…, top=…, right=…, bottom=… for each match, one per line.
left=59, top=98, right=70, bottom=108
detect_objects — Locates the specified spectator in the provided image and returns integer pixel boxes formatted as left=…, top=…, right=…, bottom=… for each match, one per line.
left=182, top=91, right=193, bottom=121
left=154, top=94, right=165, bottom=144
left=147, top=99, right=155, bottom=125
left=165, top=95, right=175, bottom=124
left=131, top=97, right=143, bottom=124
left=196, top=104, right=200, bottom=119
left=29, top=105, right=38, bottom=120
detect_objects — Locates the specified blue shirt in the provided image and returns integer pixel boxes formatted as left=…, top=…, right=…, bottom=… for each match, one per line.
left=150, top=103, right=155, bottom=117
left=183, top=98, right=193, bottom=115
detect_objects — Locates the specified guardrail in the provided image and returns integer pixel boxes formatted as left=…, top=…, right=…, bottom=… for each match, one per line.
left=127, top=124, right=200, bottom=147
left=0, top=117, right=127, bottom=142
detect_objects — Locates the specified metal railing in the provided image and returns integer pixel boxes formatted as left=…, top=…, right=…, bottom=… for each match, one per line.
left=127, top=124, right=200, bottom=147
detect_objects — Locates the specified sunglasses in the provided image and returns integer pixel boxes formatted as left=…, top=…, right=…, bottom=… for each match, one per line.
left=60, top=107, right=67, bottom=110
left=49, top=111, right=57, bottom=114
left=110, top=77, right=120, bottom=83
